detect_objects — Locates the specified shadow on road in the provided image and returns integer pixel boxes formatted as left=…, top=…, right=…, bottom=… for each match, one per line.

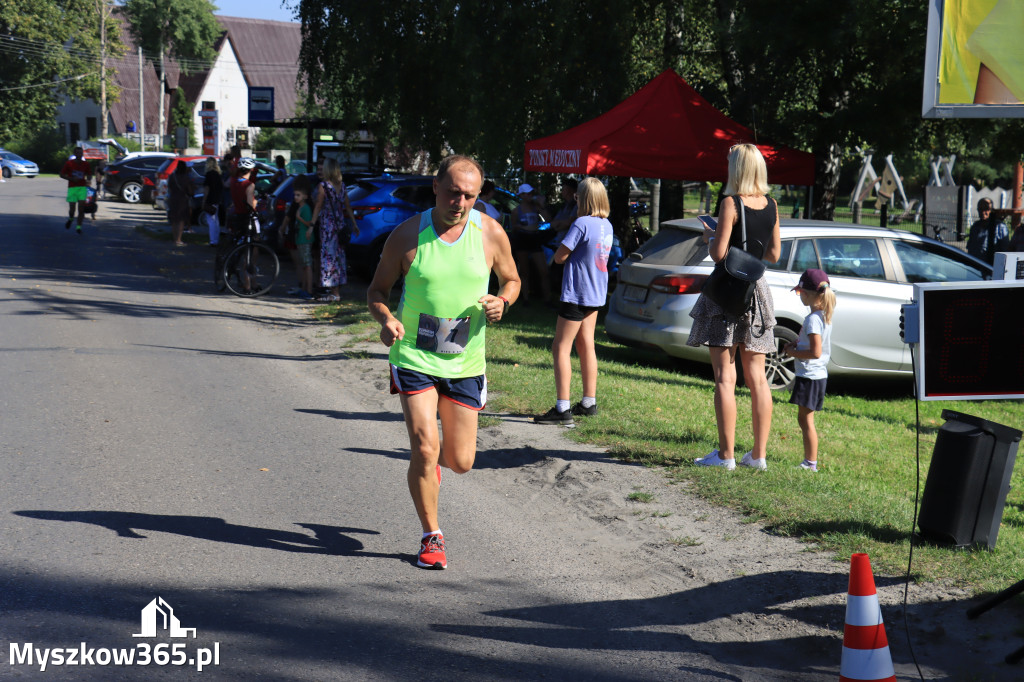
left=13, top=510, right=402, bottom=561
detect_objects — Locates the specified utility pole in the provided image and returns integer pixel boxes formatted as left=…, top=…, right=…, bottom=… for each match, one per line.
left=98, top=0, right=108, bottom=137
left=138, top=45, right=145, bottom=152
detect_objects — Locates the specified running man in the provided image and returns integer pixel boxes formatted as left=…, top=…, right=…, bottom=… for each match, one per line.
left=367, top=155, right=520, bottom=570
left=60, top=147, right=93, bottom=234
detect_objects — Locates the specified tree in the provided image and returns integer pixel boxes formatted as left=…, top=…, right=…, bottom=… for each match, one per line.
left=300, top=1, right=660, bottom=166
left=703, top=1, right=933, bottom=218
left=0, top=0, right=123, bottom=143
left=122, top=0, right=220, bottom=149
left=298, top=0, right=665, bottom=232
left=170, top=86, right=197, bottom=147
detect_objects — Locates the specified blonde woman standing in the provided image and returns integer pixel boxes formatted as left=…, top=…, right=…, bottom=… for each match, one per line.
left=534, top=177, right=613, bottom=426
left=311, top=158, right=359, bottom=302
left=689, top=144, right=781, bottom=470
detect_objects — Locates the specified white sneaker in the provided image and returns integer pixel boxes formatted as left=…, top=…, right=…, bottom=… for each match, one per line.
left=694, top=449, right=736, bottom=470
left=798, top=460, right=818, bottom=472
left=739, top=451, right=767, bottom=471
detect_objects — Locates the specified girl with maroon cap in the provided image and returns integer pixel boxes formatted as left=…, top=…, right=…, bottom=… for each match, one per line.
left=783, top=268, right=836, bottom=471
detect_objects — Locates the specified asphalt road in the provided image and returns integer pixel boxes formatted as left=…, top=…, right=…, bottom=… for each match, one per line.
left=0, top=179, right=716, bottom=681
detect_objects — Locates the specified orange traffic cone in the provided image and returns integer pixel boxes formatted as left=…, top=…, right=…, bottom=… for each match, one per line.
left=839, top=553, right=896, bottom=682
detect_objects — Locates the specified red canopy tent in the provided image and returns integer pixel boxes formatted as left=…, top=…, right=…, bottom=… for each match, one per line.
left=524, top=69, right=815, bottom=185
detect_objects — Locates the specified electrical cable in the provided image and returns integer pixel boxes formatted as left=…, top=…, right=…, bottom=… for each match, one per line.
left=903, top=343, right=925, bottom=681
left=0, top=71, right=97, bottom=91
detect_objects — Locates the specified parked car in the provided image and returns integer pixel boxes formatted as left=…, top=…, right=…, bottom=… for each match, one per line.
left=103, top=154, right=175, bottom=203
left=152, top=156, right=211, bottom=226
left=258, top=169, right=400, bottom=262
left=347, top=174, right=437, bottom=276
left=153, top=156, right=208, bottom=214
left=0, top=150, right=40, bottom=178
left=605, top=219, right=992, bottom=390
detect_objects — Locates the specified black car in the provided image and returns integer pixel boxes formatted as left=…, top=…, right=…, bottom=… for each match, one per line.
left=103, top=153, right=175, bottom=203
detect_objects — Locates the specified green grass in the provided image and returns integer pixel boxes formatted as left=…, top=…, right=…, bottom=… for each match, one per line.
left=484, top=305, right=1024, bottom=593
left=314, top=297, right=1024, bottom=593
left=627, top=491, right=656, bottom=503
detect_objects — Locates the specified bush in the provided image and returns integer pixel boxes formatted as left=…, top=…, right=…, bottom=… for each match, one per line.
left=6, top=127, right=70, bottom=173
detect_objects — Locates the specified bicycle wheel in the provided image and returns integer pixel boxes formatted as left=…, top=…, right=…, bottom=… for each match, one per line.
left=213, top=245, right=230, bottom=292
left=222, top=242, right=280, bottom=297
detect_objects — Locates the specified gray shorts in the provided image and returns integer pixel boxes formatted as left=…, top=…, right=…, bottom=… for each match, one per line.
left=297, top=242, right=313, bottom=267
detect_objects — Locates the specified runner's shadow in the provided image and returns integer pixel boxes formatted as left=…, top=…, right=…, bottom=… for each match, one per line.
left=14, top=510, right=404, bottom=560
left=295, top=408, right=405, bottom=422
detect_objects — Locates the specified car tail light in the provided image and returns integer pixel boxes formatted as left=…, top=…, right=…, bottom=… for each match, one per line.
left=143, top=176, right=154, bottom=186
left=107, top=169, right=119, bottom=176
left=649, top=274, right=707, bottom=294
left=352, top=206, right=382, bottom=219
left=275, top=198, right=287, bottom=212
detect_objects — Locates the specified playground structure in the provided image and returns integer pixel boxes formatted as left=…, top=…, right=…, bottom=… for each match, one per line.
left=849, top=149, right=918, bottom=224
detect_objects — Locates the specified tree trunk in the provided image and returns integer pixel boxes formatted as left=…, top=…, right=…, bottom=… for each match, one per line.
left=659, top=179, right=687, bottom=222
left=811, top=142, right=841, bottom=220
left=100, top=5, right=107, bottom=138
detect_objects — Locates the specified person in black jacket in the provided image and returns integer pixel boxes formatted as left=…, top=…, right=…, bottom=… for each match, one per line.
left=202, top=157, right=223, bottom=246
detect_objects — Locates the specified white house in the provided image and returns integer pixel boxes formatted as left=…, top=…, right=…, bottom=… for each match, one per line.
left=56, top=13, right=302, bottom=155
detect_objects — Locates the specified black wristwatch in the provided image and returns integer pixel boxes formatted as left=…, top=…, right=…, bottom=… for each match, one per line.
left=499, top=296, right=510, bottom=314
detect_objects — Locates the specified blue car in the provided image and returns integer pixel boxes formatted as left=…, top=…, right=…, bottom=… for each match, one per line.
left=347, top=174, right=436, bottom=277
left=0, top=150, right=40, bottom=178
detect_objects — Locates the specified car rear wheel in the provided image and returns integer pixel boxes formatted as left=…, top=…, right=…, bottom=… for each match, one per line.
left=763, top=325, right=798, bottom=391
left=121, top=181, right=143, bottom=203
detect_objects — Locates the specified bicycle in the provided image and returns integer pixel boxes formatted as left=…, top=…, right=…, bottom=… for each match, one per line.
left=214, top=211, right=280, bottom=297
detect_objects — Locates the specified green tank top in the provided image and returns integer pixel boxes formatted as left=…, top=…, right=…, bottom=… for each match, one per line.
left=389, top=209, right=489, bottom=377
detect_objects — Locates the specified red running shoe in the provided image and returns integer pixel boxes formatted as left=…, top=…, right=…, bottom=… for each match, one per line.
left=417, top=533, right=447, bottom=569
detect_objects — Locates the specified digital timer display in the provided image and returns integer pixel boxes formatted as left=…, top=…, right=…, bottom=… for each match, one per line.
left=916, top=281, right=1024, bottom=400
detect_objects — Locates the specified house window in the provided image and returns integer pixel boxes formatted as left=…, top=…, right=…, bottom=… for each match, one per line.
left=201, top=101, right=215, bottom=111
left=59, top=122, right=67, bottom=142
left=69, top=122, right=81, bottom=144
left=86, top=117, right=97, bottom=139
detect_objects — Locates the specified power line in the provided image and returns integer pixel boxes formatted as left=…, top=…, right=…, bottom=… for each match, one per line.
left=0, top=71, right=98, bottom=92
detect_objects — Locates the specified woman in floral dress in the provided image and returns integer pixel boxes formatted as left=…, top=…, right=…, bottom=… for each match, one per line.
left=311, top=157, right=359, bottom=301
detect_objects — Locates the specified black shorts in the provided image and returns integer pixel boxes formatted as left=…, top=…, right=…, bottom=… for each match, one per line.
left=789, top=376, right=827, bottom=412
left=558, top=301, right=602, bottom=321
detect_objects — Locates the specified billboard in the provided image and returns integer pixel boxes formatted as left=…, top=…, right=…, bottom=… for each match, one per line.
left=923, top=0, right=1024, bottom=118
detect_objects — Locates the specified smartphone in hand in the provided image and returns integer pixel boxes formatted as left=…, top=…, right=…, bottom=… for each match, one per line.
left=697, top=215, right=717, bottom=230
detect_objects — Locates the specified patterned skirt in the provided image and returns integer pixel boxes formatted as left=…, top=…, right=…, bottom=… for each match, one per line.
left=686, top=275, right=776, bottom=354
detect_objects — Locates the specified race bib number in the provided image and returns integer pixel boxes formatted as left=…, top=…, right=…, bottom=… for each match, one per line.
left=416, top=313, right=470, bottom=354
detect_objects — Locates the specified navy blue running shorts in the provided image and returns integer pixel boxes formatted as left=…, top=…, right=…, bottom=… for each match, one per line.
left=389, top=365, right=487, bottom=411
left=789, top=376, right=827, bottom=412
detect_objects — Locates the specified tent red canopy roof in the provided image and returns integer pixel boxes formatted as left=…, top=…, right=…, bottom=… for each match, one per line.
left=524, top=70, right=815, bottom=185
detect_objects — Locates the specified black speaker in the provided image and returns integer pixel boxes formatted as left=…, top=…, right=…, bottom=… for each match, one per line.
left=918, top=410, right=1022, bottom=550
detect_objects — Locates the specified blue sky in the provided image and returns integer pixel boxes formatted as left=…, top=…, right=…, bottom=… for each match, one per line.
left=211, top=0, right=298, bottom=23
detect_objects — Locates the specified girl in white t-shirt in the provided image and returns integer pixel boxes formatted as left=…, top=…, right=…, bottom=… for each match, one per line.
left=782, top=269, right=836, bottom=472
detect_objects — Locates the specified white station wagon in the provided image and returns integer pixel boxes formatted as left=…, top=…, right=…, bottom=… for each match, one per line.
left=605, top=219, right=992, bottom=389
